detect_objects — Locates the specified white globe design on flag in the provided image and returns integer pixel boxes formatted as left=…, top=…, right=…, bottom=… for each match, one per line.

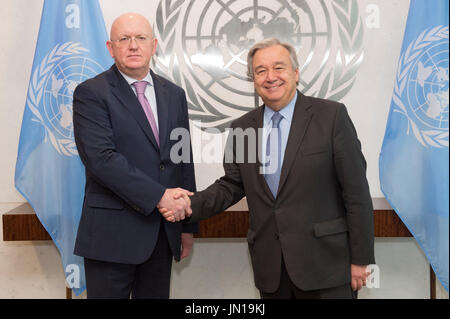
left=27, top=42, right=106, bottom=156
left=44, top=56, right=104, bottom=139
left=408, top=42, right=449, bottom=130
left=393, top=26, right=449, bottom=148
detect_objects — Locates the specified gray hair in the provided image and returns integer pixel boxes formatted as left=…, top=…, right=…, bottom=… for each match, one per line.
left=247, top=38, right=299, bottom=80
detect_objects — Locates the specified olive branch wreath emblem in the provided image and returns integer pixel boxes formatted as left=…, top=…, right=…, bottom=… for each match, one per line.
left=153, top=0, right=364, bottom=130
left=321, top=0, right=364, bottom=101
left=392, top=26, right=449, bottom=148
left=26, top=42, right=87, bottom=157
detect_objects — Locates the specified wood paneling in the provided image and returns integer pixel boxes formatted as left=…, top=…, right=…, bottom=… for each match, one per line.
left=195, top=211, right=249, bottom=238
left=373, top=209, right=412, bottom=237
left=2, top=204, right=51, bottom=241
left=195, top=209, right=412, bottom=238
left=3, top=203, right=411, bottom=241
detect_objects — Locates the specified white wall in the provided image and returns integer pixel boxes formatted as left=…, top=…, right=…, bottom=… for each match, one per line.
left=1, top=0, right=447, bottom=299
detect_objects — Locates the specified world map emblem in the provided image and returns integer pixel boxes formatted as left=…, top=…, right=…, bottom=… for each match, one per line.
left=152, top=0, right=365, bottom=131
left=27, top=42, right=105, bottom=156
left=393, top=26, right=449, bottom=148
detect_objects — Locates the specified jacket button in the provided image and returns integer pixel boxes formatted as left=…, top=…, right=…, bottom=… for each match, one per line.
left=274, top=234, right=279, bottom=240
left=160, top=164, right=165, bottom=170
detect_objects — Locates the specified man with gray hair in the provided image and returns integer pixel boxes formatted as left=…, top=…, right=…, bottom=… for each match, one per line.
left=161, top=38, right=375, bottom=299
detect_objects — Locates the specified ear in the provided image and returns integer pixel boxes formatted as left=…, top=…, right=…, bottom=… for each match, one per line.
left=151, top=38, right=158, bottom=56
left=106, top=40, right=115, bottom=59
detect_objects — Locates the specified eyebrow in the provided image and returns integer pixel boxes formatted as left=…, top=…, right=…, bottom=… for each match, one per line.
left=273, top=61, right=288, bottom=66
left=118, top=33, right=149, bottom=37
left=255, top=61, right=286, bottom=69
left=254, top=61, right=287, bottom=70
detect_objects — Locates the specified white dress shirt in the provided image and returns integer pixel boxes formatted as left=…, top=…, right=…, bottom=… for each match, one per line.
left=118, top=70, right=159, bottom=131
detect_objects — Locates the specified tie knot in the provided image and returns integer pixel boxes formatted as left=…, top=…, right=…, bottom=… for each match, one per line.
left=271, top=112, right=283, bottom=128
left=132, top=81, right=148, bottom=94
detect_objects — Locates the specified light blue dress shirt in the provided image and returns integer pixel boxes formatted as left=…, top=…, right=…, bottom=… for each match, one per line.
left=262, top=91, right=298, bottom=174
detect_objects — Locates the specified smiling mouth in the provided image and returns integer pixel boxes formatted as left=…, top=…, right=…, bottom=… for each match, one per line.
left=265, top=82, right=284, bottom=90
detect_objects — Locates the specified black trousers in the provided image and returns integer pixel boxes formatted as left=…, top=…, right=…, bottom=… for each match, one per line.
left=260, top=257, right=357, bottom=299
left=84, top=222, right=173, bottom=299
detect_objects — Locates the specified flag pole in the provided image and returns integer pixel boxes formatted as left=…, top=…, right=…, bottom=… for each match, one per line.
left=66, top=287, right=72, bottom=299
left=430, top=265, right=436, bottom=299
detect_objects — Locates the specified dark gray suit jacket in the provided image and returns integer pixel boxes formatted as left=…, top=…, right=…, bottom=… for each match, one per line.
left=73, top=65, right=197, bottom=264
left=190, top=91, right=375, bottom=293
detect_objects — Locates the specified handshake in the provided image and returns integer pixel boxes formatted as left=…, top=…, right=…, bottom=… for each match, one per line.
left=157, top=188, right=194, bottom=222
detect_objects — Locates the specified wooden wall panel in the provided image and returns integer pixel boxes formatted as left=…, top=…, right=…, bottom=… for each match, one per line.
left=3, top=203, right=411, bottom=241
left=373, top=210, right=412, bottom=237
left=2, top=204, right=51, bottom=241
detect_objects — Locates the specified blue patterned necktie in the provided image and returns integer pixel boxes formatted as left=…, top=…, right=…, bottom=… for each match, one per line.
left=264, top=112, right=283, bottom=197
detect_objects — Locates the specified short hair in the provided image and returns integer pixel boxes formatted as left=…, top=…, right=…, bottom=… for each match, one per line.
left=247, top=38, right=299, bottom=80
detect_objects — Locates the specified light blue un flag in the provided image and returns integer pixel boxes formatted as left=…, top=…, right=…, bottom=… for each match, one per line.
left=380, top=0, right=449, bottom=292
left=15, top=0, right=112, bottom=296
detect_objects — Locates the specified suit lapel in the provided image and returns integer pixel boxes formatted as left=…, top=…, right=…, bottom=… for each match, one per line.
left=107, top=65, right=159, bottom=150
left=250, top=106, right=277, bottom=201
left=277, top=92, right=313, bottom=196
left=151, top=70, right=169, bottom=152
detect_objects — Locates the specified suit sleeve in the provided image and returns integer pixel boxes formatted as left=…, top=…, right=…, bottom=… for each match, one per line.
left=332, top=104, right=375, bottom=265
left=73, top=82, right=166, bottom=216
left=178, top=90, right=199, bottom=233
left=189, top=127, right=246, bottom=223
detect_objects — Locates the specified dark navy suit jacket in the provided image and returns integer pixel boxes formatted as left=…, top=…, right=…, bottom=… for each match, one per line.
left=73, top=64, right=197, bottom=264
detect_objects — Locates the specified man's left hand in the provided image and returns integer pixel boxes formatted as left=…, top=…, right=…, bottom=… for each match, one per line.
left=351, top=264, right=371, bottom=291
left=180, top=233, right=194, bottom=260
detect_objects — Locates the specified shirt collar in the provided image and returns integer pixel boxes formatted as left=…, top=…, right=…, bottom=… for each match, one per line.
left=118, top=69, right=154, bottom=87
left=264, top=91, right=298, bottom=125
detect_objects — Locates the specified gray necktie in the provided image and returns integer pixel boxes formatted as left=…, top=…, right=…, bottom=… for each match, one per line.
left=264, top=112, right=283, bottom=197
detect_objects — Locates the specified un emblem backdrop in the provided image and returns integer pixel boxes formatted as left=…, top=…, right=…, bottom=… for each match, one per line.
left=152, top=0, right=365, bottom=131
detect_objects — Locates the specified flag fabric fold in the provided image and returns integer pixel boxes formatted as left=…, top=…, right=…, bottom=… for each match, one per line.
left=15, top=0, right=112, bottom=296
left=380, top=0, right=449, bottom=292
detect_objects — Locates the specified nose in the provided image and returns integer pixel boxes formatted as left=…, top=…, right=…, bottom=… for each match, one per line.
left=266, top=68, right=277, bottom=82
left=129, top=37, right=139, bottom=49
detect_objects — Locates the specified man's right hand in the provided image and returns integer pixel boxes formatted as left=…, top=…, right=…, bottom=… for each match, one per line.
left=157, top=188, right=193, bottom=222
